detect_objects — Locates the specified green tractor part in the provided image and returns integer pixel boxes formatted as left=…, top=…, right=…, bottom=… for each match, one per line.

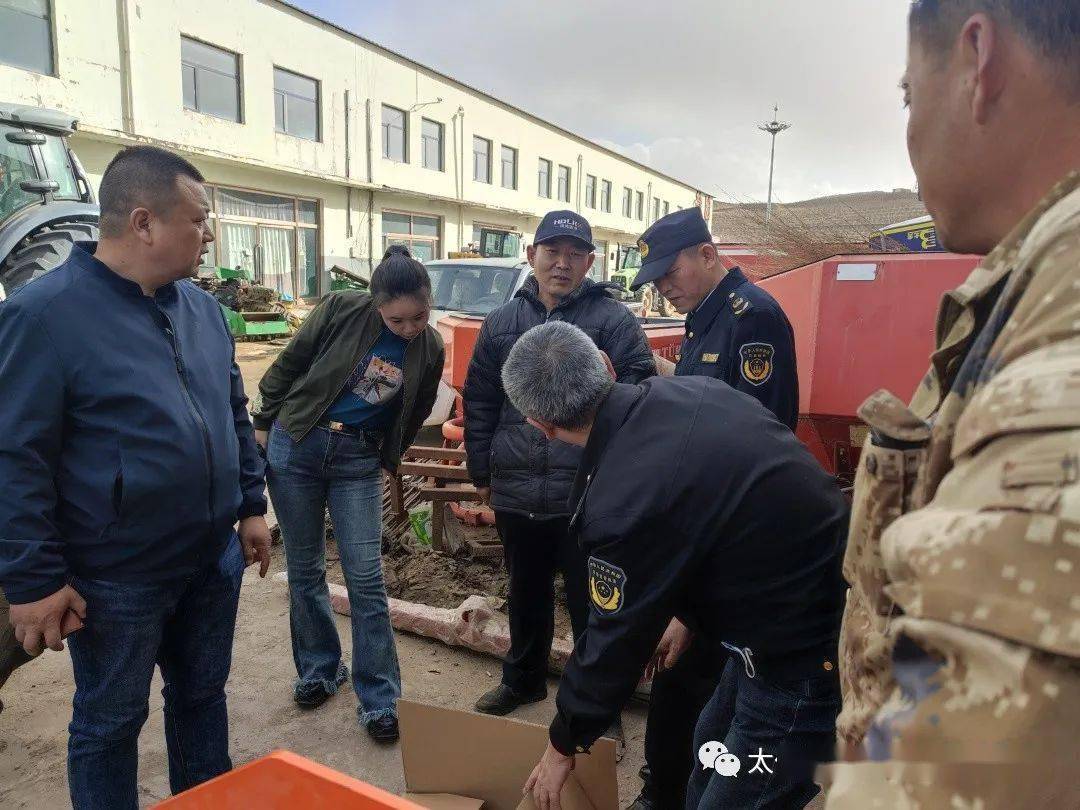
left=1, top=103, right=99, bottom=296
left=220, top=304, right=291, bottom=339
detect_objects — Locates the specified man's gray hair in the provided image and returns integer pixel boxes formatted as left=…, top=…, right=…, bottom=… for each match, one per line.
left=502, top=321, right=613, bottom=430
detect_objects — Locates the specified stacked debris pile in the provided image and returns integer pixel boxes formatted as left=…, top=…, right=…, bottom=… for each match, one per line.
left=236, top=283, right=278, bottom=312
left=193, top=275, right=281, bottom=313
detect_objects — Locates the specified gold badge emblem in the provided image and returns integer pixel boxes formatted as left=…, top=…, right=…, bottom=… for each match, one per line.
left=588, top=556, right=626, bottom=614
left=701, top=353, right=720, bottom=363
left=739, top=342, right=775, bottom=386
left=637, top=239, right=650, bottom=259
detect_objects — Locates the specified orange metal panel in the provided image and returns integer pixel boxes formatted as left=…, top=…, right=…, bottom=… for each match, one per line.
left=153, top=750, right=422, bottom=809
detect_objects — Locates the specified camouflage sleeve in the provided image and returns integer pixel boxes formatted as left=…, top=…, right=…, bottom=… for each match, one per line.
left=835, top=391, right=931, bottom=746
left=880, top=217, right=1080, bottom=661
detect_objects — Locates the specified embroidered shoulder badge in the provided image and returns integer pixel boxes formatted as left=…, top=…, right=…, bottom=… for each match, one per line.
left=588, top=556, right=626, bottom=614
left=739, top=342, right=774, bottom=386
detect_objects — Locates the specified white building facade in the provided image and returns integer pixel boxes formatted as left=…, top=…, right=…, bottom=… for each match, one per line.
left=0, top=0, right=713, bottom=300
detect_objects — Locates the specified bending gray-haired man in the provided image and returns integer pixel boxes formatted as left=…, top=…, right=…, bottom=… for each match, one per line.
left=510, top=321, right=848, bottom=810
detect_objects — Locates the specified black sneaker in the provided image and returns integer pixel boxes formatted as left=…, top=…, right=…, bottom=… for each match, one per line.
left=474, top=683, right=547, bottom=716
left=626, top=789, right=656, bottom=810
left=366, top=715, right=399, bottom=743
left=294, top=662, right=349, bottom=710
left=628, top=766, right=656, bottom=810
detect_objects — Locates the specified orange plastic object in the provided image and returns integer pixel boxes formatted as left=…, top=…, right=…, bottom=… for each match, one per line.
left=441, top=416, right=465, bottom=444
left=436, top=313, right=685, bottom=393
left=758, top=252, right=980, bottom=480
left=152, top=750, right=423, bottom=810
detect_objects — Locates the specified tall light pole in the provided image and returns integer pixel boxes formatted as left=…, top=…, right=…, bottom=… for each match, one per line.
left=759, top=104, right=791, bottom=226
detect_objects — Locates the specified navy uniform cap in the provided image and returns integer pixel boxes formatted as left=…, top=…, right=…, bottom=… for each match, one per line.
left=630, top=208, right=712, bottom=290
left=533, top=209, right=595, bottom=251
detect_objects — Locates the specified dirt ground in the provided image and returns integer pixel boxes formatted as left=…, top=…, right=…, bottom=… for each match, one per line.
left=0, top=342, right=647, bottom=808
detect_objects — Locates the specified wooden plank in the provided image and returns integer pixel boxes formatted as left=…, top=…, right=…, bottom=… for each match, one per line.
left=388, top=474, right=404, bottom=516
left=398, top=462, right=471, bottom=482
left=431, top=501, right=445, bottom=552
left=403, top=446, right=467, bottom=462
left=418, top=486, right=482, bottom=503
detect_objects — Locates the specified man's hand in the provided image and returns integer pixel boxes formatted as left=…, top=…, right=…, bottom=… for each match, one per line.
left=10, top=585, right=86, bottom=655
left=254, top=428, right=269, bottom=449
left=645, top=617, right=693, bottom=681
left=476, top=486, right=491, bottom=506
left=524, top=742, right=575, bottom=810
left=238, top=515, right=272, bottom=577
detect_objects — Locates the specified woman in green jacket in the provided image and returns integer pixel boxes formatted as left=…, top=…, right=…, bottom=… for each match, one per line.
left=253, top=246, right=443, bottom=742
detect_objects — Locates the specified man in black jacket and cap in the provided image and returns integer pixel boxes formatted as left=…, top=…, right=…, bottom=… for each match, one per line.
left=509, top=321, right=847, bottom=810
left=628, top=206, right=800, bottom=809
left=464, top=210, right=654, bottom=718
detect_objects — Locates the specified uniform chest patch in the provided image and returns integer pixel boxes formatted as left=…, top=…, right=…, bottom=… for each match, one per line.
left=588, top=556, right=626, bottom=614
left=739, top=342, right=774, bottom=386
left=701, top=353, right=720, bottom=363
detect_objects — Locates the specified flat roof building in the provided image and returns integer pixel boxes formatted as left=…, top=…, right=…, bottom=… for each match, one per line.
left=1, top=0, right=712, bottom=299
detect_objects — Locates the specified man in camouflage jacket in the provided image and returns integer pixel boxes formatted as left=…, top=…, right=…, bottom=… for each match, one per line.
left=824, top=2, right=1080, bottom=806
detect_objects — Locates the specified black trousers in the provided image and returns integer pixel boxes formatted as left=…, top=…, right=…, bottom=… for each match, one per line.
left=495, top=512, right=589, bottom=694
left=643, top=642, right=731, bottom=809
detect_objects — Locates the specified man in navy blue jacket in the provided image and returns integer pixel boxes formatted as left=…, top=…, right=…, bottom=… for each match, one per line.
left=0, top=145, right=270, bottom=810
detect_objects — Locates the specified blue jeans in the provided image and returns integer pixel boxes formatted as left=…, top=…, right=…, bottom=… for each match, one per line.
left=686, top=663, right=841, bottom=809
left=67, top=534, right=245, bottom=810
left=266, top=424, right=400, bottom=724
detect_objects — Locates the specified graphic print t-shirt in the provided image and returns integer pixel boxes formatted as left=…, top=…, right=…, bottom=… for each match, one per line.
left=325, top=327, right=408, bottom=431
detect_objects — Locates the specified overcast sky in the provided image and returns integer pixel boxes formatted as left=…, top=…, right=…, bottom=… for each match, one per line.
left=295, top=0, right=916, bottom=204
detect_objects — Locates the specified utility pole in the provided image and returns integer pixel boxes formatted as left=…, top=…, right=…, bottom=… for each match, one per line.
left=759, top=104, right=791, bottom=226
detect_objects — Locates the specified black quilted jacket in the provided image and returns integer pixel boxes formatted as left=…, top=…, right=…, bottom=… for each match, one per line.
left=463, top=276, right=654, bottom=517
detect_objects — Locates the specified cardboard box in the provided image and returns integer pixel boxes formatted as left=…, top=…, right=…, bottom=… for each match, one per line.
left=398, top=700, right=617, bottom=810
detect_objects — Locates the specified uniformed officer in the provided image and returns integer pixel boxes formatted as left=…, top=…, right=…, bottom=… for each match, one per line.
left=626, top=207, right=801, bottom=808
left=633, top=207, right=798, bottom=429
left=504, top=321, right=847, bottom=810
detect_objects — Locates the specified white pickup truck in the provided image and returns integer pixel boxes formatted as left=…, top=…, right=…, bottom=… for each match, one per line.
left=420, top=256, right=647, bottom=426
left=422, top=257, right=531, bottom=426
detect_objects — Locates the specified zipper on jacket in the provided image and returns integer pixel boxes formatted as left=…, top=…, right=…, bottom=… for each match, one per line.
left=159, top=308, right=215, bottom=528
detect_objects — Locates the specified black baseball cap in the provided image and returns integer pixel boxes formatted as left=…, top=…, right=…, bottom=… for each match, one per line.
left=630, top=207, right=712, bottom=290
left=533, top=210, right=595, bottom=251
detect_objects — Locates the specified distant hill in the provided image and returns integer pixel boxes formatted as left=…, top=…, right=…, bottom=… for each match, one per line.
left=711, top=189, right=929, bottom=277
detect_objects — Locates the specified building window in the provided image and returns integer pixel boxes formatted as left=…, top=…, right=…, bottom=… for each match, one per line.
left=381, top=104, right=407, bottom=162
left=663, top=201, right=671, bottom=217
left=0, top=0, right=53, bottom=74
left=273, top=67, right=319, bottom=141
left=383, top=210, right=440, bottom=262
left=501, top=145, right=517, bottom=190
left=584, top=175, right=597, bottom=209
left=622, top=187, right=633, bottom=218
left=557, top=165, right=571, bottom=203
left=473, top=136, right=492, bottom=184
left=538, top=158, right=551, bottom=198
left=589, top=239, right=609, bottom=282
left=636, top=191, right=644, bottom=221
left=472, top=223, right=521, bottom=258
left=421, top=118, right=444, bottom=171
left=204, top=185, right=321, bottom=299
left=601, top=180, right=612, bottom=213
left=652, top=197, right=661, bottom=222
left=181, top=37, right=242, bottom=122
